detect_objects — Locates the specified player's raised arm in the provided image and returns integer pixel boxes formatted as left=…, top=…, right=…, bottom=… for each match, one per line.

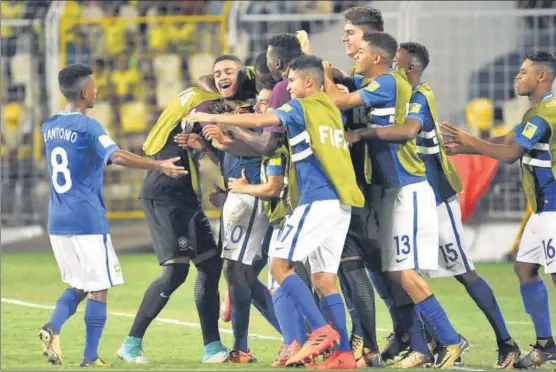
left=184, top=111, right=281, bottom=129
left=323, top=62, right=365, bottom=110
left=109, top=150, right=187, bottom=178
left=440, top=122, right=526, bottom=164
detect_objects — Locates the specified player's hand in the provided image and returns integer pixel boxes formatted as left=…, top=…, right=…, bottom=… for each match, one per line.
left=440, top=121, right=473, bottom=147
left=158, top=156, right=188, bottom=178
left=209, top=184, right=227, bottom=208
left=322, top=61, right=334, bottom=80
left=336, top=84, right=349, bottom=94
left=203, top=124, right=228, bottom=143
left=345, top=130, right=362, bottom=145
left=183, top=112, right=214, bottom=123
left=296, top=30, right=311, bottom=55
left=228, top=169, right=250, bottom=194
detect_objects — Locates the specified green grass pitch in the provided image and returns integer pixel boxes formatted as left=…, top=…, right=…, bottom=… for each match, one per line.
left=1, top=253, right=555, bottom=371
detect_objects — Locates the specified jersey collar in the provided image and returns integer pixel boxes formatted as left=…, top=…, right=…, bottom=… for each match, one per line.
left=541, top=90, right=553, bottom=101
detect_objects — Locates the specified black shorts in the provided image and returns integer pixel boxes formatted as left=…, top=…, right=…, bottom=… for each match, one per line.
left=140, top=198, right=220, bottom=265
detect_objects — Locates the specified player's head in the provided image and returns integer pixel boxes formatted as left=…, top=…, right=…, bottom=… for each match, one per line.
left=355, top=32, right=398, bottom=75
left=286, top=55, right=324, bottom=99
left=515, top=51, right=556, bottom=96
left=267, top=33, right=303, bottom=81
left=58, top=63, right=96, bottom=108
left=394, top=42, right=430, bottom=76
left=213, top=54, right=244, bottom=98
left=254, top=52, right=276, bottom=90
left=343, top=7, right=384, bottom=58
left=254, top=88, right=272, bottom=114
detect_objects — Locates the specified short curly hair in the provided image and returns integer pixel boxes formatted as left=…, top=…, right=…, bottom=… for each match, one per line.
left=267, top=33, right=303, bottom=65
left=400, top=42, right=430, bottom=70
left=344, top=7, right=384, bottom=32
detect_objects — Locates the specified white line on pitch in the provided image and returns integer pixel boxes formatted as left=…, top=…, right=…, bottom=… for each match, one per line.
left=1, top=297, right=281, bottom=341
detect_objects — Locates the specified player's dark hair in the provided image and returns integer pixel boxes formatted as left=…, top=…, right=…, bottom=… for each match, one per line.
left=288, top=55, right=324, bottom=87
left=267, top=33, right=303, bottom=66
left=362, top=32, right=398, bottom=64
left=58, top=63, right=93, bottom=101
left=344, top=6, right=384, bottom=32
left=213, top=54, right=243, bottom=67
left=254, top=52, right=270, bottom=74
left=526, top=51, right=556, bottom=80
left=400, top=42, right=430, bottom=71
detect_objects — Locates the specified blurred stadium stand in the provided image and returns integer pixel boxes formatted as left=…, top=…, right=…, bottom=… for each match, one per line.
left=1, top=0, right=555, bottom=233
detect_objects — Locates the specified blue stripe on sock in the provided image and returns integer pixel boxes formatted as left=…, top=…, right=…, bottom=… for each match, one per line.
left=238, top=197, right=259, bottom=263
left=445, top=200, right=471, bottom=272
left=288, top=203, right=312, bottom=261
left=412, top=191, right=419, bottom=270
left=103, top=234, right=113, bottom=287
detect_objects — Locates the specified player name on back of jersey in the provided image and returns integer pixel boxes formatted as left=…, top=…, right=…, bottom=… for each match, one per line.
left=43, top=127, right=79, bottom=143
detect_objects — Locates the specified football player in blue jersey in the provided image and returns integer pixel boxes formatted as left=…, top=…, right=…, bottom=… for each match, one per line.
left=324, top=32, right=468, bottom=369
left=39, top=64, right=186, bottom=367
left=441, top=51, right=556, bottom=370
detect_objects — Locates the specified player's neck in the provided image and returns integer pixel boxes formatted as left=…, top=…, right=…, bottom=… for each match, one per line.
left=409, top=74, right=421, bottom=88
left=529, top=85, right=551, bottom=105
left=65, top=101, right=87, bottom=115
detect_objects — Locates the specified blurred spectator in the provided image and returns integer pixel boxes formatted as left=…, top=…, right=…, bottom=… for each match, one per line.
left=1, top=85, right=33, bottom=222
left=92, top=58, right=112, bottom=102
left=111, top=52, right=140, bottom=102
left=67, top=30, right=92, bottom=65
left=1, top=0, right=26, bottom=57
left=102, top=7, right=127, bottom=57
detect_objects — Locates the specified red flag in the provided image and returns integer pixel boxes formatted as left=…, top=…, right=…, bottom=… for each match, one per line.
left=450, top=155, right=499, bottom=222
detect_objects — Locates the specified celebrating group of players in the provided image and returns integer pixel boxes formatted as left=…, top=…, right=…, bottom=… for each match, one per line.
left=38, top=5, right=556, bottom=370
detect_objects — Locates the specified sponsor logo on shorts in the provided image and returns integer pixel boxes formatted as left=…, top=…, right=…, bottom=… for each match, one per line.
left=396, top=257, right=408, bottom=263
left=446, top=263, right=457, bottom=270
left=113, top=264, right=121, bottom=273
left=547, top=260, right=554, bottom=267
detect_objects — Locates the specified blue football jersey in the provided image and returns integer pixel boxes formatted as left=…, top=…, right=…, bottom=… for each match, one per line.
left=354, top=73, right=427, bottom=187
left=274, top=99, right=338, bottom=206
left=42, top=111, right=119, bottom=235
left=408, top=90, right=457, bottom=205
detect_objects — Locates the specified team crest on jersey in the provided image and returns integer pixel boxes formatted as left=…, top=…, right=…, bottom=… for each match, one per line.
left=408, top=103, right=422, bottom=114
left=365, top=81, right=380, bottom=92
left=279, top=104, right=293, bottom=113
left=522, top=121, right=538, bottom=139
left=178, top=236, right=189, bottom=250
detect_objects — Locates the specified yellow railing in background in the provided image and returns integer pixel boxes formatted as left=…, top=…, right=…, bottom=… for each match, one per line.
left=57, top=2, right=231, bottom=219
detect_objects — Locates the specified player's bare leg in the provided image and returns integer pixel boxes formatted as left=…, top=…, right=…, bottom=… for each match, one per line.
left=80, top=290, right=110, bottom=367
left=390, top=270, right=469, bottom=369
left=40, top=287, right=86, bottom=365
left=514, top=262, right=556, bottom=369
left=453, top=270, right=520, bottom=368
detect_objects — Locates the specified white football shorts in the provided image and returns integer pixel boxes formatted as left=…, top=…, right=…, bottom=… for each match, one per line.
left=221, top=193, right=269, bottom=265
left=516, top=211, right=556, bottom=274
left=423, top=196, right=475, bottom=278
left=49, top=233, right=124, bottom=292
left=378, top=181, right=439, bottom=272
left=270, top=199, right=351, bottom=274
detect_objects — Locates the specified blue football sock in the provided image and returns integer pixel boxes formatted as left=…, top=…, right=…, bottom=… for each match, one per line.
left=408, top=305, right=430, bottom=355
left=273, top=287, right=299, bottom=345
left=418, top=295, right=459, bottom=345
left=466, top=276, right=510, bottom=342
left=369, top=271, right=400, bottom=333
left=520, top=281, right=553, bottom=339
left=229, top=285, right=251, bottom=352
left=321, top=294, right=351, bottom=352
left=281, top=275, right=326, bottom=330
left=251, top=279, right=281, bottom=333
left=49, top=288, right=81, bottom=333
left=423, top=321, right=436, bottom=343
left=83, top=300, right=107, bottom=361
